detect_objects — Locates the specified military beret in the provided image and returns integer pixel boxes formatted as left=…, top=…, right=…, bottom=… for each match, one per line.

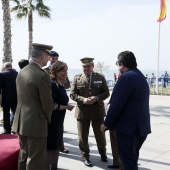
left=80, top=57, right=94, bottom=66
left=50, top=50, right=59, bottom=57
left=32, top=43, right=53, bottom=56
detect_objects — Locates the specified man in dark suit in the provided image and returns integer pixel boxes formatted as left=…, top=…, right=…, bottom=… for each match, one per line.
left=12, top=43, right=54, bottom=170
left=100, top=51, right=151, bottom=170
left=18, top=59, right=29, bottom=69
left=0, top=62, right=18, bottom=134
left=70, top=57, right=110, bottom=167
left=108, top=130, right=122, bottom=169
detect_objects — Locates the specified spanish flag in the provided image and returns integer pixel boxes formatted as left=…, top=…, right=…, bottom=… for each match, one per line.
left=157, top=0, right=167, bottom=22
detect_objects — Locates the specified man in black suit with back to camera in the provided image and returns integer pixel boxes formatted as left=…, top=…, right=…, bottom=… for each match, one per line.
left=0, top=62, right=18, bottom=134
left=18, top=59, right=29, bottom=69
left=101, top=51, right=151, bottom=170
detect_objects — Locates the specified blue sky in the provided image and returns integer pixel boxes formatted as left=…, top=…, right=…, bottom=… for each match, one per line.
left=0, top=0, right=170, bottom=72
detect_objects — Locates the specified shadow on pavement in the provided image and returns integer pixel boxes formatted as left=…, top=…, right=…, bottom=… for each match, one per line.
left=59, top=144, right=113, bottom=169
left=138, top=168, right=150, bottom=170
left=150, top=106, right=170, bottom=117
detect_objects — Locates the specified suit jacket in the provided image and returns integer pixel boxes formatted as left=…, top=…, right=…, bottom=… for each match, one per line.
left=104, top=68, right=151, bottom=137
left=12, top=62, right=54, bottom=137
left=0, top=69, right=18, bottom=102
left=70, top=72, right=110, bottom=120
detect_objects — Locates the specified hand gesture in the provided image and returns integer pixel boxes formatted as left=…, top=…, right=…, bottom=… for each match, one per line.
left=85, top=96, right=97, bottom=105
left=67, top=104, right=75, bottom=111
left=100, top=124, right=107, bottom=133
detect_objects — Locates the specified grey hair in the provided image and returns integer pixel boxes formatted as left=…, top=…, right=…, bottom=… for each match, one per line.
left=31, top=48, right=48, bottom=58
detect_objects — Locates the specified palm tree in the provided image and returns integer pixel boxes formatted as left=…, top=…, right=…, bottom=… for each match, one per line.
left=11, top=0, right=51, bottom=59
left=95, top=61, right=105, bottom=73
left=1, top=0, right=12, bottom=63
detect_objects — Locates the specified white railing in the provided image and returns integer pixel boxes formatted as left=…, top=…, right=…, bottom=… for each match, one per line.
left=148, top=78, right=170, bottom=95
left=68, top=78, right=170, bottom=96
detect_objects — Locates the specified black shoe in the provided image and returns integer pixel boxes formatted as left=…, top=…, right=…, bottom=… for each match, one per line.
left=108, top=164, right=120, bottom=169
left=101, top=155, right=107, bottom=162
left=1, top=130, right=11, bottom=134
left=51, top=168, right=57, bottom=170
left=60, top=148, right=69, bottom=153
left=84, top=159, right=92, bottom=167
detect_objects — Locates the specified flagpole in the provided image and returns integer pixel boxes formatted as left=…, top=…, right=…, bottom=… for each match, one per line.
left=156, top=0, right=167, bottom=94
left=156, top=23, right=161, bottom=95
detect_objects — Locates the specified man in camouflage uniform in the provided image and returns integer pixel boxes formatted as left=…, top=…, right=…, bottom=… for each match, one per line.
left=70, top=57, right=110, bottom=167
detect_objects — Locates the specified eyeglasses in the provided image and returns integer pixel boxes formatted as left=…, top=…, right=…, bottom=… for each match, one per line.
left=115, top=61, right=119, bottom=66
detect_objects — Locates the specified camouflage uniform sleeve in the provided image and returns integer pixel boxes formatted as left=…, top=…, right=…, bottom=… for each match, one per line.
left=70, top=75, right=86, bottom=103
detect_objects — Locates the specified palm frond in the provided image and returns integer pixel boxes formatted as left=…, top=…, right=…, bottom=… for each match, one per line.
left=10, top=0, right=51, bottom=59
left=36, top=2, right=50, bottom=11
left=35, top=1, right=51, bottom=18
left=38, top=10, right=50, bottom=18
left=11, top=6, right=20, bottom=12
left=11, top=0, right=20, bottom=6
left=30, top=4, right=36, bottom=11
left=16, top=12, right=27, bottom=19
left=22, top=7, right=29, bottom=15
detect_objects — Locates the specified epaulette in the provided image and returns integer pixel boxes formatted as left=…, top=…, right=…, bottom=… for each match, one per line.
left=75, top=73, right=82, bottom=77
left=43, top=66, right=50, bottom=70
left=94, top=72, right=104, bottom=77
left=75, top=73, right=82, bottom=80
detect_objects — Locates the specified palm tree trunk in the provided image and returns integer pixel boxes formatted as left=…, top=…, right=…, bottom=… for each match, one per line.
left=2, top=0, right=12, bottom=63
left=28, top=11, right=33, bottom=59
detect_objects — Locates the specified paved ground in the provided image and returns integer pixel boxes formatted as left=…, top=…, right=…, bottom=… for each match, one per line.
left=0, top=94, right=170, bottom=170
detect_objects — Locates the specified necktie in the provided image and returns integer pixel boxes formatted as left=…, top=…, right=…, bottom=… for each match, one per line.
left=87, top=75, right=91, bottom=84
left=87, top=75, right=92, bottom=89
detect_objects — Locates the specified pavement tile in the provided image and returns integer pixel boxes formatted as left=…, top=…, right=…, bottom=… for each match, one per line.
left=0, top=95, right=170, bottom=169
